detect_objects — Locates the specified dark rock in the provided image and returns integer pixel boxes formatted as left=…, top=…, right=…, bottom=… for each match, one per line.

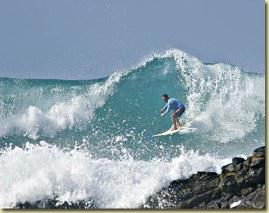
left=236, top=185, right=265, bottom=209
left=184, top=190, right=214, bottom=208
left=241, top=187, right=254, bottom=196
left=206, top=201, right=220, bottom=209
left=16, top=198, right=96, bottom=209
left=253, top=146, right=265, bottom=156
left=247, top=167, right=265, bottom=185
left=220, top=174, right=239, bottom=195
left=142, top=146, right=265, bottom=209
left=210, top=189, right=222, bottom=200
left=219, top=201, right=229, bottom=208
left=232, top=157, right=244, bottom=165
left=249, top=156, right=265, bottom=168
left=197, top=171, right=218, bottom=177
left=221, top=163, right=234, bottom=173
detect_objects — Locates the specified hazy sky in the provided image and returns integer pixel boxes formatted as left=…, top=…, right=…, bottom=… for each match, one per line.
left=0, top=0, right=264, bottom=79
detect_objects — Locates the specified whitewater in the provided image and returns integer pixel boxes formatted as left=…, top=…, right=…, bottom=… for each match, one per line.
left=0, top=49, right=265, bottom=208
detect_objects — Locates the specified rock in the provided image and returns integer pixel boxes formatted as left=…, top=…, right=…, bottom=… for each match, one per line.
left=247, top=167, right=265, bottom=185
left=210, top=189, right=222, bottom=200
left=219, top=201, right=229, bottom=208
left=236, top=185, right=265, bottom=209
left=206, top=201, right=220, bottom=209
left=241, top=187, right=254, bottom=196
left=220, top=174, right=239, bottom=195
left=186, top=191, right=214, bottom=208
left=253, top=146, right=265, bottom=156
left=221, top=163, right=235, bottom=173
left=249, top=156, right=265, bottom=168
left=16, top=198, right=96, bottom=209
left=142, top=146, right=265, bottom=209
left=232, top=157, right=244, bottom=165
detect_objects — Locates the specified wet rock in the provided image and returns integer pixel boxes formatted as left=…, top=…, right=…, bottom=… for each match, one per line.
left=232, top=157, right=244, bottom=168
left=16, top=198, right=96, bottom=209
left=142, top=146, right=265, bottom=209
left=221, top=163, right=234, bottom=173
left=249, top=156, right=265, bottom=168
left=253, top=146, right=265, bottom=156
left=220, top=174, right=239, bottom=195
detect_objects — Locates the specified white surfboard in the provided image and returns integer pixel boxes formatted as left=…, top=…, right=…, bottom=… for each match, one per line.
left=153, top=122, right=195, bottom=137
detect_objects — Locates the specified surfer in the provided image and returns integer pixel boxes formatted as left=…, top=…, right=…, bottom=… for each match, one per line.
left=160, top=94, right=185, bottom=130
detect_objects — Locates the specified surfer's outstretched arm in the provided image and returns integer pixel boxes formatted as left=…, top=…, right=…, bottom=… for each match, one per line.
left=161, top=104, right=170, bottom=116
left=160, top=104, right=167, bottom=114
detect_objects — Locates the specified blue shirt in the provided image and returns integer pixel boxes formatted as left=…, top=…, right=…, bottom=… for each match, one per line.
left=161, top=98, right=184, bottom=116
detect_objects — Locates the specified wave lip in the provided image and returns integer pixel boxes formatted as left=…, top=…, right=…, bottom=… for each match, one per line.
left=0, top=72, right=123, bottom=139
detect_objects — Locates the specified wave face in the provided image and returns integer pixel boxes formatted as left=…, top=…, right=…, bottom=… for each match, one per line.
left=0, top=49, right=265, bottom=208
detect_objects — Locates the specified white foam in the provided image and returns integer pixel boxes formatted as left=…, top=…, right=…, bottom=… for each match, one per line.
left=0, top=142, right=230, bottom=208
left=0, top=72, right=124, bottom=139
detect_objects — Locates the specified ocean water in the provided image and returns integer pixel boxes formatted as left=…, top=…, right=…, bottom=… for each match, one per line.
left=0, top=49, right=265, bottom=208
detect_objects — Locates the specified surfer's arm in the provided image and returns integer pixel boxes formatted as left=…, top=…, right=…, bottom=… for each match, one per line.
left=160, top=103, right=168, bottom=114
left=161, top=104, right=170, bottom=116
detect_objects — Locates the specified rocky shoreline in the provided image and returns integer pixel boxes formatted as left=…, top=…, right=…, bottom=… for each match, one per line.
left=142, top=146, right=265, bottom=209
left=15, top=146, right=265, bottom=209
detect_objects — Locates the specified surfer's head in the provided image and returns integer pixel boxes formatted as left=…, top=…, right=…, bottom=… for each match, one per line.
left=162, top=94, right=169, bottom=102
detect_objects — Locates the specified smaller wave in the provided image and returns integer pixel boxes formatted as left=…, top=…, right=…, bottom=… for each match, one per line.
left=0, top=141, right=230, bottom=208
left=0, top=73, right=123, bottom=139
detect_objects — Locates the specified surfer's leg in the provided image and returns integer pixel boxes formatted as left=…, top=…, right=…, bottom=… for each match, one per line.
left=172, top=113, right=178, bottom=130
left=175, top=106, right=185, bottom=128
left=176, top=117, right=181, bottom=127
left=175, top=112, right=181, bottom=128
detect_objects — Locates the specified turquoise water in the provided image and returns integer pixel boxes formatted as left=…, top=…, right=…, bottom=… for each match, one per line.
left=0, top=49, right=265, bottom=208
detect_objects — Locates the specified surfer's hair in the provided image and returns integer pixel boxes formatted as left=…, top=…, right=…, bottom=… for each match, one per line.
left=162, top=94, right=169, bottom=98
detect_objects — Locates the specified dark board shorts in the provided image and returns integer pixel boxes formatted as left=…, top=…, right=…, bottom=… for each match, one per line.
left=175, top=105, right=185, bottom=117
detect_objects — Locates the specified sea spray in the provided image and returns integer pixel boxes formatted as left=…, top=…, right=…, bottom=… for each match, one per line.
left=0, top=142, right=230, bottom=208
